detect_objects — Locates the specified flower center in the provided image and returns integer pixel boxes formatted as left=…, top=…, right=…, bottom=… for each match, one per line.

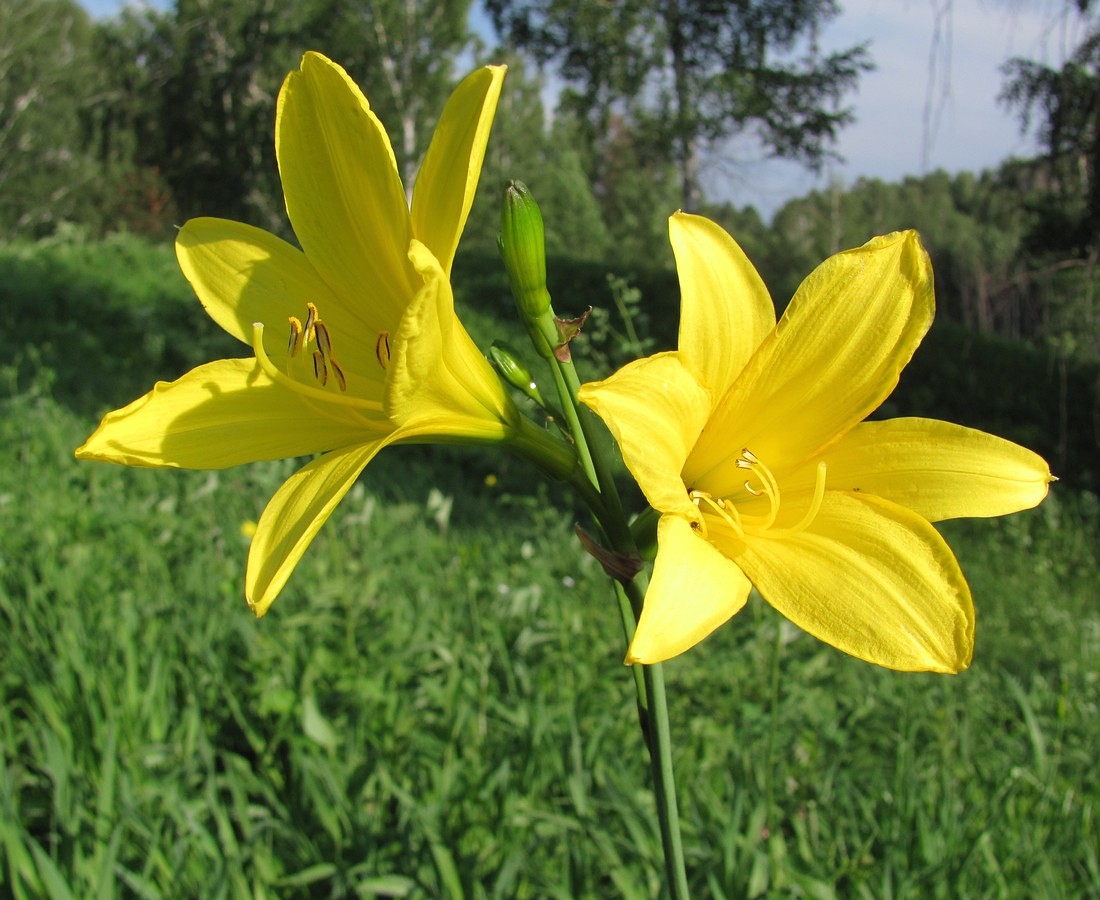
left=249, top=303, right=384, bottom=414
left=286, top=301, right=347, bottom=391
left=689, top=448, right=827, bottom=541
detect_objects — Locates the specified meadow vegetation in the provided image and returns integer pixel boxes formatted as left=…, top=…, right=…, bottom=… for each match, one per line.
left=1, top=234, right=1098, bottom=897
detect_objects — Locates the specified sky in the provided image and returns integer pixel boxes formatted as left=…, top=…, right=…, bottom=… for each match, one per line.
left=710, top=0, right=1079, bottom=217
left=77, top=0, right=1084, bottom=219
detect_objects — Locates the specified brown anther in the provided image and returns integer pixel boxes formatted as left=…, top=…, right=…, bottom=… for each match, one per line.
left=314, top=320, right=333, bottom=360
left=287, top=316, right=304, bottom=357
left=375, top=331, right=391, bottom=370
left=303, top=302, right=318, bottom=341
left=330, top=357, right=347, bottom=392
left=312, top=350, right=328, bottom=386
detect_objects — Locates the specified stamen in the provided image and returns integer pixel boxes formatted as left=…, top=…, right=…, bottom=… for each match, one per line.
left=375, top=331, right=391, bottom=370
left=690, top=490, right=744, bottom=538
left=733, top=447, right=781, bottom=530
left=287, top=316, right=303, bottom=357
left=250, top=322, right=384, bottom=412
left=783, top=462, right=827, bottom=536
left=330, top=357, right=347, bottom=392
left=314, top=320, right=333, bottom=359
left=312, top=350, right=328, bottom=386
left=303, top=302, right=318, bottom=342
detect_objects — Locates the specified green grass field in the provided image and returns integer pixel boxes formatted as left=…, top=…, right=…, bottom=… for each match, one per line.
left=1, top=235, right=1098, bottom=898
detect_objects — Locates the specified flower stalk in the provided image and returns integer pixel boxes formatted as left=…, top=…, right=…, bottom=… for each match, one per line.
left=500, top=184, right=691, bottom=898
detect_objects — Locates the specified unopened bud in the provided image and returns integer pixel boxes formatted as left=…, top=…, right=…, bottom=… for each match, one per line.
left=499, top=181, right=551, bottom=321
left=489, top=341, right=546, bottom=406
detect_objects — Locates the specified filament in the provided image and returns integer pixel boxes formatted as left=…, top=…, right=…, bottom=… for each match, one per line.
left=251, top=323, right=384, bottom=413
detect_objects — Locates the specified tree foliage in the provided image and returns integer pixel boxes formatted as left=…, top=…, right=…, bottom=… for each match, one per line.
left=485, top=0, right=871, bottom=208
left=1002, top=19, right=1100, bottom=256
left=0, top=0, right=99, bottom=237
left=86, top=0, right=475, bottom=232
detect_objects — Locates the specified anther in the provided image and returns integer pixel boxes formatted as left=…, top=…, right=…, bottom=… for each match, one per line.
left=303, top=302, right=318, bottom=341
left=312, top=350, right=328, bottom=386
left=314, top=320, right=333, bottom=359
left=375, top=331, right=391, bottom=370
left=330, top=357, right=347, bottom=392
left=287, top=316, right=303, bottom=357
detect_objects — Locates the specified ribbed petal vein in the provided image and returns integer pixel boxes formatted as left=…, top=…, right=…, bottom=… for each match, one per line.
left=670, top=212, right=775, bottom=399
left=246, top=440, right=392, bottom=615
left=411, top=66, right=506, bottom=276
left=687, top=231, right=934, bottom=495
left=627, top=514, right=753, bottom=664
left=277, top=51, right=416, bottom=327
left=733, top=492, right=975, bottom=673
left=783, top=418, right=1054, bottom=522
left=579, top=353, right=711, bottom=522
left=76, top=358, right=378, bottom=469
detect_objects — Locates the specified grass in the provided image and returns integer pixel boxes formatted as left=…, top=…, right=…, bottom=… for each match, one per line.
left=1, top=234, right=1098, bottom=897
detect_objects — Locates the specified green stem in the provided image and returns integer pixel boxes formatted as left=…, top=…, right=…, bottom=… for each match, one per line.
left=510, top=414, right=607, bottom=521
left=619, top=575, right=690, bottom=898
left=537, top=338, right=691, bottom=898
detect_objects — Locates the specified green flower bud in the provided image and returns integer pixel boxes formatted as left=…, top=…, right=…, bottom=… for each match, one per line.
left=489, top=341, right=547, bottom=406
left=499, top=181, right=551, bottom=321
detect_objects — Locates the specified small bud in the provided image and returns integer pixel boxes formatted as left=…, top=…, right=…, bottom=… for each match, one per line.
left=499, top=181, right=551, bottom=321
left=489, top=341, right=547, bottom=406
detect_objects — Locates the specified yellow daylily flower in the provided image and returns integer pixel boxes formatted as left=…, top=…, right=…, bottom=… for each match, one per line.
left=579, top=213, right=1054, bottom=673
left=77, top=53, right=526, bottom=615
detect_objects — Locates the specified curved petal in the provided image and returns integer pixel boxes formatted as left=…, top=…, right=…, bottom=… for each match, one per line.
left=411, top=66, right=506, bottom=275
left=176, top=218, right=381, bottom=392
left=384, top=241, right=514, bottom=440
left=75, top=359, right=379, bottom=469
left=783, top=418, right=1054, bottom=522
left=688, top=231, right=934, bottom=495
left=734, top=492, right=974, bottom=673
left=247, top=440, right=390, bottom=616
left=626, top=514, right=752, bottom=664
left=670, top=212, right=775, bottom=399
left=276, top=52, right=417, bottom=325
left=578, top=353, right=710, bottom=521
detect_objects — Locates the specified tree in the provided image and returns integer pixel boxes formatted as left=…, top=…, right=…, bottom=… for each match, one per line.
left=1002, top=19, right=1100, bottom=255
left=88, top=0, right=477, bottom=233
left=485, top=0, right=871, bottom=209
left=0, top=0, right=99, bottom=237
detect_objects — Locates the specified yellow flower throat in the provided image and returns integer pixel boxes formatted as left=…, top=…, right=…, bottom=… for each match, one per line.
left=689, top=449, right=827, bottom=540
left=249, top=303, right=385, bottom=415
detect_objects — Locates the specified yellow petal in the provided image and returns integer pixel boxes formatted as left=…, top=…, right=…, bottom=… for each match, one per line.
left=247, top=441, right=389, bottom=616
left=734, top=492, right=974, bottom=673
left=669, top=212, right=775, bottom=398
left=176, top=217, right=381, bottom=391
left=384, top=241, right=514, bottom=439
left=276, top=52, right=417, bottom=324
left=626, top=514, right=752, bottom=664
left=411, top=66, right=506, bottom=276
left=75, top=359, right=377, bottom=468
left=784, top=418, right=1054, bottom=522
left=578, top=353, right=710, bottom=522
left=687, top=231, right=934, bottom=494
